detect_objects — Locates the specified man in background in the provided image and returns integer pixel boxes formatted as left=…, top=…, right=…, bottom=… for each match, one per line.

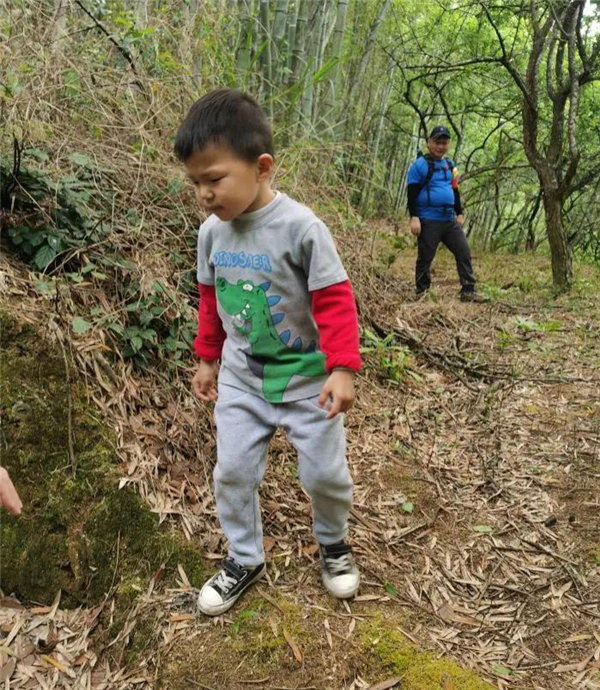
left=407, top=126, right=484, bottom=302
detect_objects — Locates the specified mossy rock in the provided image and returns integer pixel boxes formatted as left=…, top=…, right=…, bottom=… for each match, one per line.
left=0, top=312, right=205, bottom=606
left=361, top=616, right=494, bottom=690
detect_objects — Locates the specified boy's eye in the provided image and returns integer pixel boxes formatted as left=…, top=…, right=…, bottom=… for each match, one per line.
left=210, top=176, right=224, bottom=183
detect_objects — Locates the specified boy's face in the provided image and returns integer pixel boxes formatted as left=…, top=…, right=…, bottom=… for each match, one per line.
left=426, top=136, right=450, bottom=159
left=184, top=143, right=271, bottom=221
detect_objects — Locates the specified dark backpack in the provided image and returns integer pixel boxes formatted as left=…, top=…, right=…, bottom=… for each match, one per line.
left=416, top=152, right=455, bottom=207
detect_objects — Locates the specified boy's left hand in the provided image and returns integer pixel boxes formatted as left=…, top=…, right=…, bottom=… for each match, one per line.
left=318, top=369, right=355, bottom=419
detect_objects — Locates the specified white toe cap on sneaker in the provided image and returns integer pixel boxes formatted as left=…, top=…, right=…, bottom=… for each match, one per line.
left=322, top=571, right=360, bottom=599
left=197, top=586, right=225, bottom=614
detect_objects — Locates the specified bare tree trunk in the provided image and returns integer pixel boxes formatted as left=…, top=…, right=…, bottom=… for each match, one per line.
left=525, top=190, right=542, bottom=251
left=343, top=0, right=392, bottom=136
left=182, top=0, right=201, bottom=88
left=360, top=54, right=395, bottom=214
left=300, top=2, right=322, bottom=128
left=46, top=0, right=70, bottom=49
left=259, top=0, right=273, bottom=110
left=291, top=0, right=309, bottom=84
left=272, top=0, right=290, bottom=87
left=324, top=0, right=349, bottom=134
left=273, top=0, right=289, bottom=43
left=236, top=0, right=253, bottom=84
left=309, top=1, right=334, bottom=126
left=285, top=0, right=299, bottom=85
left=543, top=186, right=573, bottom=286
left=481, top=201, right=494, bottom=248
left=135, top=0, right=149, bottom=28
left=482, top=0, right=599, bottom=288
left=395, top=95, right=424, bottom=215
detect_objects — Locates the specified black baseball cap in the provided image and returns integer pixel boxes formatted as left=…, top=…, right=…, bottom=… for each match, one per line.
left=428, top=125, right=451, bottom=140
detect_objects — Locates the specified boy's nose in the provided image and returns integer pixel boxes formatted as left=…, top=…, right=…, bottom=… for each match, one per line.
left=199, top=185, right=214, bottom=202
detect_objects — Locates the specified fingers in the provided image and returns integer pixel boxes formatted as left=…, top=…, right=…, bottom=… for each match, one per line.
left=0, top=468, right=22, bottom=516
left=192, top=379, right=207, bottom=400
left=325, top=394, right=354, bottom=419
left=318, top=386, right=330, bottom=407
left=196, top=387, right=217, bottom=402
left=193, top=379, right=217, bottom=402
left=325, top=396, right=342, bottom=419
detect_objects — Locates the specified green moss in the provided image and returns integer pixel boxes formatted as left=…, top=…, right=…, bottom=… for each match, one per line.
left=360, top=617, right=493, bottom=690
left=0, top=312, right=205, bottom=605
left=229, top=596, right=301, bottom=657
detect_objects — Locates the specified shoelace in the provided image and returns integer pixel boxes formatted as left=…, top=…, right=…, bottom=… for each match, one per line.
left=325, top=553, right=352, bottom=575
left=213, top=570, right=238, bottom=594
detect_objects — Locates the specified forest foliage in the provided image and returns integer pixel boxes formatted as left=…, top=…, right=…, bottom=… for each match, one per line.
left=2, top=0, right=600, bottom=292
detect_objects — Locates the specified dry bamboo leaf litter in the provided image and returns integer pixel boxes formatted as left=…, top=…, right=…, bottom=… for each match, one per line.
left=2, top=241, right=600, bottom=689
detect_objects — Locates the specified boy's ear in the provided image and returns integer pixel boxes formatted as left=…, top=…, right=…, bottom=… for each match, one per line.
left=256, top=153, right=274, bottom=179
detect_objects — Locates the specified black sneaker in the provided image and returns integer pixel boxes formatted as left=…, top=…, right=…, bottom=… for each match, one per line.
left=197, top=558, right=265, bottom=616
left=319, top=541, right=360, bottom=599
left=460, top=290, right=489, bottom=303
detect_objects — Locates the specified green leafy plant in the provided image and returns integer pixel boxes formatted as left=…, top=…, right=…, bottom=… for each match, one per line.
left=384, top=582, right=398, bottom=596
left=496, top=330, right=515, bottom=349
left=1, top=149, right=111, bottom=271
left=473, top=524, right=493, bottom=534
left=104, top=278, right=195, bottom=366
left=360, top=327, right=418, bottom=383
left=514, top=316, right=561, bottom=333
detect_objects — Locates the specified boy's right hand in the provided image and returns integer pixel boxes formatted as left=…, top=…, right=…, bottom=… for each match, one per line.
left=410, top=217, right=421, bottom=236
left=192, top=360, right=219, bottom=402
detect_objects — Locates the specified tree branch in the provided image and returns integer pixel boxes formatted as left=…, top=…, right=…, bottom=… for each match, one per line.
left=479, top=2, right=533, bottom=108
left=404, top=77, right=428, bottom=140
left=563, top=1, right=582, bottom=191
left=438, top=85, right=462, bottom=153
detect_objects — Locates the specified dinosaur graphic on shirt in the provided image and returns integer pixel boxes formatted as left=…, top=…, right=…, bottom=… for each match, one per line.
left=216, top=277, right=326, bottom=402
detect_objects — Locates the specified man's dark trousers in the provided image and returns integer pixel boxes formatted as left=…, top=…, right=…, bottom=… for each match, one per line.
left=416, top=219, right=476, bottom=294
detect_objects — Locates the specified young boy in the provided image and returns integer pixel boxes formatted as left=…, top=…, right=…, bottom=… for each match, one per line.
left=174, top=89, right=362, bottom=616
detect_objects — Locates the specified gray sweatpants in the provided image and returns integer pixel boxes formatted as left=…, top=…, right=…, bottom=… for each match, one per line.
left=213, top=383, right=353, bottom=566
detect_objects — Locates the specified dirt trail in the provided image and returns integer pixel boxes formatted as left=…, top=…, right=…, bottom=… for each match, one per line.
left=1, top=246, right=599, bottom=690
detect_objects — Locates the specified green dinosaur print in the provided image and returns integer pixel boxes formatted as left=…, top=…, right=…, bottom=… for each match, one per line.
left=216, top=277, right=326, bottom=402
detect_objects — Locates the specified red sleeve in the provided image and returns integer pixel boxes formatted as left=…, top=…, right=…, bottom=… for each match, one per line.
left=311, top=280, right=362, bottom=373
left=194, top=283, right=226, bottom=360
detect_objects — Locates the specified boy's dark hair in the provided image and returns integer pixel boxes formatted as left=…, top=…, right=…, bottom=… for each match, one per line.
left=174, top=88, right=273, bottom=162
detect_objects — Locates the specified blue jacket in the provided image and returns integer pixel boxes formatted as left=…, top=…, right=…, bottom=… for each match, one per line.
left=407, top=156, right=457, bottom=221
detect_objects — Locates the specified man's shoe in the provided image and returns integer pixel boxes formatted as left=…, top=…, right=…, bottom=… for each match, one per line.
left=197, top=558, right=265, bottom=616
left=460, top=290, right=489, bottom=303
left=414, top=289, right=429, bottom=302
left=320, top=541, right=360, bottom=599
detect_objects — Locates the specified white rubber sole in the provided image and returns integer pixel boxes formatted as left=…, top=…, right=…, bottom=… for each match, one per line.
left=197, top=564, right=266, bottom=616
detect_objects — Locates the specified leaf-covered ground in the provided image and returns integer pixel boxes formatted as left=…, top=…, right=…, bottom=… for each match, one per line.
left=1, top=237, right=599, bottom=690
